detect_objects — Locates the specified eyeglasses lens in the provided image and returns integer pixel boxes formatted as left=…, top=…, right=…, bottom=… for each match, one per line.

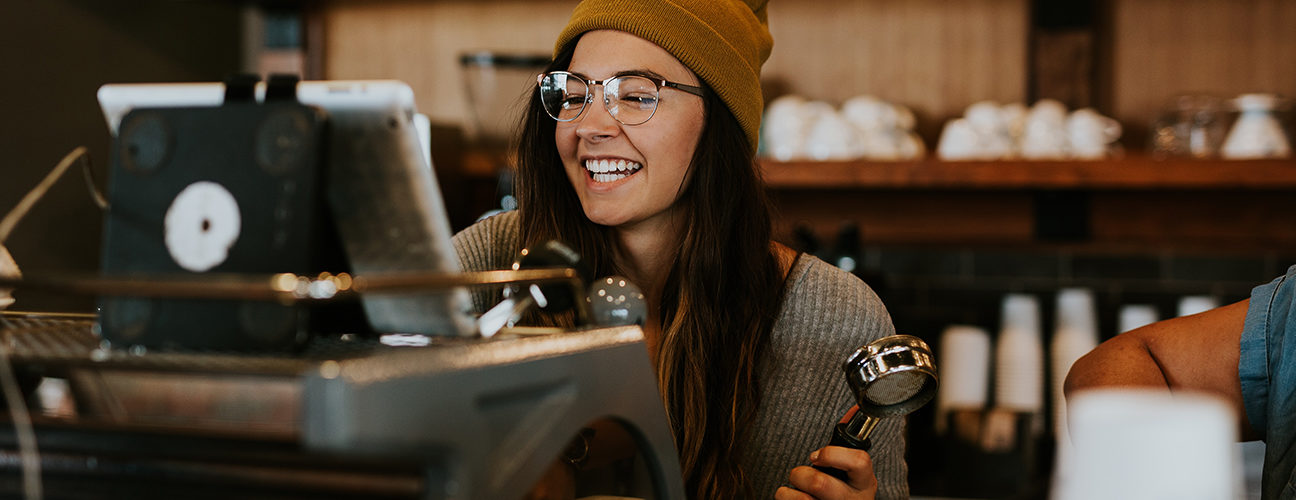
left=540, top=73, right=588, bottom=121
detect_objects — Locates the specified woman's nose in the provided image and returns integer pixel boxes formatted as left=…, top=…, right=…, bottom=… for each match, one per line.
left=575, top=88, right=621, bottom=141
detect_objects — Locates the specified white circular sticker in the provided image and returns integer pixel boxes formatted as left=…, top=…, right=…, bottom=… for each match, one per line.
left=164, top=181, right=241, bottom=272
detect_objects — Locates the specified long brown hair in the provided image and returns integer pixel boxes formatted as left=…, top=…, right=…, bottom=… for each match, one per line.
left=515, top=42, right=784, bottom=499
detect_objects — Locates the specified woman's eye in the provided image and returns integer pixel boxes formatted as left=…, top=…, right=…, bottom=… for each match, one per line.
left=561, top=95, right=587, bottom=109
left=621, top=94, right=658, bottom=109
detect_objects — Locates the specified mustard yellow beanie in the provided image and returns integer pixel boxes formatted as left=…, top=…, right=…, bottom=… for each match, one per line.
left=554, top=0, right=773, bottom=152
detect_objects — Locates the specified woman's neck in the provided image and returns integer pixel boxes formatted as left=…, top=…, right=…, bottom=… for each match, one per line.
left=611, top=212, right=685, bottom=363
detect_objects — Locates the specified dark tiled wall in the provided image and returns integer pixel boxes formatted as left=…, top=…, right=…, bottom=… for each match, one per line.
left=857, top=246, right=1290, bottom=345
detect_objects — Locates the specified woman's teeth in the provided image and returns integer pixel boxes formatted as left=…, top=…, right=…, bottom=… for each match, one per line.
left=585, top=159, right=642, bottom=183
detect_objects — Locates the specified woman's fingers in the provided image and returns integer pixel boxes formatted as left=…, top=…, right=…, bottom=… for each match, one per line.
left=811, top=446, right=877, bottom=492
left=782, top=446, right=877, bottom=499
left=775, top=484, right=816, bottom=500
left=798, top=445, right=881, bottom=494
left=838, top=404, right=860, bottom=424
left=785, top=465, right=853, bottom=499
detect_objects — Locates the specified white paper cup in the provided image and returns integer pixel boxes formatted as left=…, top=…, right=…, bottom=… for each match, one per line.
left=995, top=294, right=1044, bottom=412
left=1051, top=288, right=1099, bottom=439
left=1177, top=295, right=1220, bottom=318
left=936, top=324, right=991, bottom=433
left=1118, top=304, right=1159, bottom=334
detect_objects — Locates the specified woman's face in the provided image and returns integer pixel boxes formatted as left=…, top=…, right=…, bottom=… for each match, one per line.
left=556, top=30, right=706, bottom=230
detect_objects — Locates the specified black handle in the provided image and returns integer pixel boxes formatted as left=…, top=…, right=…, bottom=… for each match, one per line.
left=812, top=422, right=873, bottom=482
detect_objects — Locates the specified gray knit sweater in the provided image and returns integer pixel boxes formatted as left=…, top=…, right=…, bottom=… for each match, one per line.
left=451, top=211, right=909, bottom=499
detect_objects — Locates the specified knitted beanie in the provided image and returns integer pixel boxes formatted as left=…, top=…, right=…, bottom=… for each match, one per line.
left=554, top=0, right=772, bottom=152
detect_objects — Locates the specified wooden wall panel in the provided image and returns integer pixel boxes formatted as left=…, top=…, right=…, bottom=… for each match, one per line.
left=320, top=0, right=578, bottom=125
left=765, top=0, right=1029, bottom=139
left=1108, top=0, right=1296, bottom=145
left=320, top=0, right=1029, bottom=140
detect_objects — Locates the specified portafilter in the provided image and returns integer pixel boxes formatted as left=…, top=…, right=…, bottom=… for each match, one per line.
left=814, top=334, right=938, bottom=481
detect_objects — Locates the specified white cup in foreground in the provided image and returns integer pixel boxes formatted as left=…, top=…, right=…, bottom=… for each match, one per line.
left=1056, top=389, right=1239, bottom=500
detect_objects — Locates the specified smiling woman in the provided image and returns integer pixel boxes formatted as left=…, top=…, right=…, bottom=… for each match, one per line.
left=451, top=1, right=908, bottom=499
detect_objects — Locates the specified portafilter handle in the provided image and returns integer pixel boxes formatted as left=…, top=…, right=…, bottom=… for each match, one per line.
left=813, top=335, right=938, bottom=483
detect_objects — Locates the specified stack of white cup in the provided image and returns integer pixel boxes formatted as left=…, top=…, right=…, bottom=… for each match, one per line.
left=994, top=294, right=1044, bottom=418
left=1178, top=295, right=1220, bottom=317
left=1055, top=389, right=1240, bottom=500
left=935, top=325, right=992, bottom=434
left=1050, top=289, right=1099, bottom=435
left=1049, top=288, right=1100, bottom=483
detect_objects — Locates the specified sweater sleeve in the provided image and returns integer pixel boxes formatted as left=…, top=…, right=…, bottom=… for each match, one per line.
left=450, top=210, right=521, bottom=314
left=744, top=256, right=908, bottom=499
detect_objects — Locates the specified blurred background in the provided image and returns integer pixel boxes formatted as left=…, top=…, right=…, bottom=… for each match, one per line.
left=2, top=0, right=1295, bottom=498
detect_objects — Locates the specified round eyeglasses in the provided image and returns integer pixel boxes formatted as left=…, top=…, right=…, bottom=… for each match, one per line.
left=537, top=71, right=705, bottom=126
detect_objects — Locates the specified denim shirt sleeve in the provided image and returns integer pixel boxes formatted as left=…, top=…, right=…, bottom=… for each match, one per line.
left=1240, top=265, right=1296, bottom=437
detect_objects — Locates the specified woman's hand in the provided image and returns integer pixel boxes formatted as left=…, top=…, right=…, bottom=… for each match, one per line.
left=776, top=405, right=876, bottom=499
left=774, top=445, right=877, bottom=500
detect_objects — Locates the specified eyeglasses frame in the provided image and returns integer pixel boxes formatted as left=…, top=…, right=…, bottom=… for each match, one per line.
left=536, top=70, right=706, bottom=125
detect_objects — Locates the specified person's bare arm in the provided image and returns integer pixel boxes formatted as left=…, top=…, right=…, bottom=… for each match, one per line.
left=1064, top=299, right=1256, bottom=439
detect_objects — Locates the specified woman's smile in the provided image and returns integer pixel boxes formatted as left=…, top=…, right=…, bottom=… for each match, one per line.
left=583, top=158, right=643, bottom=184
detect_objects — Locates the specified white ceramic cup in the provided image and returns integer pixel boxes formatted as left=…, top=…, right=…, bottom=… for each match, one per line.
left=1066, top=108, right=1122, bottom=159
left=965, top=100, right=1005, bottom=135
left=1000, top=102, right=1029, bottom=143
left=763, top=95, right=810, bottom=160
left=804, top=109, right=863, bottom=161
left=937, top=118, right=983, bottom=160
left=841, top=95, right=891, bottom=132
left=1020, top=99, right=1070, bottom=159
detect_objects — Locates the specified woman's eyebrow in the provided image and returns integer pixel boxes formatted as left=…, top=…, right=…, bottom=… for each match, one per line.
left=610, top=68, right=669, bottom=81
left=567, top=68, right=673, bottom=82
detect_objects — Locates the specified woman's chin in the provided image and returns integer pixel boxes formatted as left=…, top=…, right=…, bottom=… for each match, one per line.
left=582, top=209, right=630, bottom=228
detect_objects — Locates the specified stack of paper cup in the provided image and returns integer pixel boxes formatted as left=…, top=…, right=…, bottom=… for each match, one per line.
left=1051, top=289, right=1099, bottom=433
left=1055, top=389, right=1240, bottom=500
left=1049, top=288, right=1100, bottom=478
left=1178, top=295, right=1220, bottom=317
left=995, top=294, right=1044, bottom=416
left=1117, top=304, right=1159, bottom=334
left=936, top=325, right=992, bottom=434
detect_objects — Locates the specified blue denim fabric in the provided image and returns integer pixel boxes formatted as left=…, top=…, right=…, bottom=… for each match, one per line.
left=1241, top=264, right=1296, bottom=500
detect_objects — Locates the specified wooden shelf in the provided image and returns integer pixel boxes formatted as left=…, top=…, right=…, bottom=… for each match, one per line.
left=760, top=156, right=1296, bottom=190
